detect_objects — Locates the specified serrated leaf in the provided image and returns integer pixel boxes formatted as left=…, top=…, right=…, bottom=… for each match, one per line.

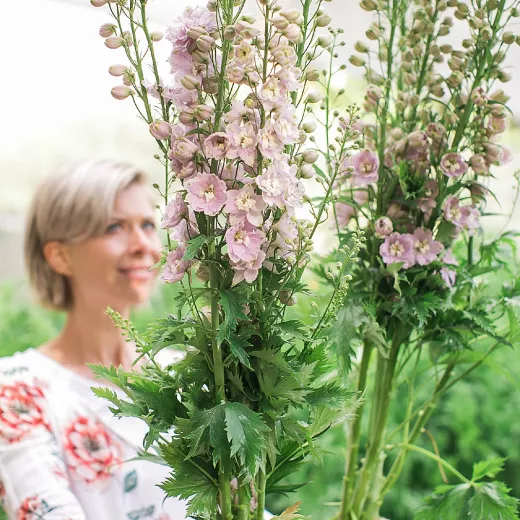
left=182, top=235, right=212, bottom=261
left=224, top=402, right=269, bottom=476
left=472, top=458, right=507, bottom=481
left=468, top=482, right=519, bottom=520
left=415, top=483, right=472, bottom=520
left=217, top=289, right=249, bottom=343
left=228, top=335, right=251, bottom=368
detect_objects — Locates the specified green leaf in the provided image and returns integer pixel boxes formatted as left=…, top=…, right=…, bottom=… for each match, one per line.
left=415, top=483, right=472, bottom=520
left=468, top=482, right=519, bottom=520
left=217, top=289, right=249, bottom=343
left=228, top=334, right=251, bottom=368
left=182, top=235, right=212, bottom=261
left=274, top=320, right=310, bottom=341
left=224, top=402, right=270, bottom=476
left=386, top=262, right=405, bottom=295
left=472, top=458, right=507, bottom=482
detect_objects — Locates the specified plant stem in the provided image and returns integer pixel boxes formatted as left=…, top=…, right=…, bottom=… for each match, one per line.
left=256, top=459, right=267, bottom=520
left=338, top=343, right=373, bottom=519
left=236, top=485, right=250, bottom=520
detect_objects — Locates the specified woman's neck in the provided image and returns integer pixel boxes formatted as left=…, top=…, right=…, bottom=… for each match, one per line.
left=39, top=302, right=138, bottom=377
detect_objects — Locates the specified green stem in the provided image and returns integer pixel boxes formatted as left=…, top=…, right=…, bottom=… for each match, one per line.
left=256, top=461, right=267, bottom=520
left=395, top=444, right=470, bottom=484
left=236, top=485, right=250, bottom=520
left=338, top=343, right=373, bottom=519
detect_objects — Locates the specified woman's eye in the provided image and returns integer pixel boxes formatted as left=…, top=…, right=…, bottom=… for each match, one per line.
left=143, top=221, right=156, bottom=231
left=105, top=222, right=122, bottom=234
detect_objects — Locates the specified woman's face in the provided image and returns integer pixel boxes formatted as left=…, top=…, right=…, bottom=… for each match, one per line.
left=64, top=182, right=162, bottom=312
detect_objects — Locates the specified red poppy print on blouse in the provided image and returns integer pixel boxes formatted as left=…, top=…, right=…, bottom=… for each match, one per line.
left=17, top=495, right=58, bottom=519
left=0, top=380, right=50, bottom=443
left=63, top=416, right=122, bottom=485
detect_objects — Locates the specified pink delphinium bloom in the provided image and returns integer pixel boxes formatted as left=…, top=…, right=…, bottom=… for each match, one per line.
left=440, top=249, right=458, bottom=287
left=374, top=217, right=393, bottom=238
left=332, top=202, right=356, bottom=229
left=170, top=158, right=197, bottom=180
left=283, top=175, right=305, bottom=211
left=160, top=246, right=191, bottom=283
left=224, top=100, right=257, bottom=125
left=276, top=66, right=302, bottom=91
left=440, top=153, right=468, bottom=178
left=499, top=146, right=513, bottom=166
left=171, top=137, right=199, bottom=162
left=161, top=192, right=187, bottom=229
left=165, top=6, right=217, bottom=52
left=258, top=77, right=286, bottom=111
left=226, top=122, right=257, bottom=167
left=258, top=121, right=284, bottom=159
left=272, top=106, right=300, bottom=145
left=380, top=232, right=415, bottom=269
left=225, top=185, right=266, bottom=226
left=351, top=149, right=379, bottom=186
left=417, top=180, right=438, bottom=220
left=231, top=250, right=266, bottom=285
left=225, top=221, right=266, bottom=263
left=256, top=163, right=291, bottom=208
left=443, top=196, right=480, bottom=235
left=204, top=132, right=231, bottom=160
left=185, top=173, right=227, bottom=216
left=220, top=163, right=252, bottom=188
left=412, top=228, right=444, bottom=266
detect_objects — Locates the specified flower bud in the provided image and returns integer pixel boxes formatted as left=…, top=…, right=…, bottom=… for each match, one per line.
left=469, top=17, right=483, bottom=29
left=374, top=217, right=393, bottom=238
left=196, top=34, right=215, bottom=52
left=91, top=0, right=107, bottom=6
left=122, top=71, right=134, bottom=86
left=105, top=36, right=125, bottom=49
left=196, top=264, right=210, bottom=283
left=306, top=91, right=322, bottom=103
left=181, top=74, right=201, bottom=90
left=503, top=28, right=515, bottom=40
left=481, top=25, right=493, bottom=40
left=360, top=0, right=378, bottom=10
left=111, top=85, right=134, bottom=100
left=305, top=69, right=320, bottom=82
left=366, top=26, right=380, bottom=40
left=498, top=69, right=512, bottom=82
left=490, top=89, right=510, bottom=103
left=150, top=31, right=163, bottom=42
left=235, top=20, right=261, bottom=39
left=299, top=163, right=315, bottom=179
left=271, top=15, right=289, bottom=30
left=366, top=85, right=382, bottom=102
left=206, top=0, right=217, bottom=11
left=202, top=76, right=218, bottom=94
left=302, top=150, right=319, bottom=163
left=280, top=9, right=302, bottom=23
left=302, top=121, right=317, bottom=133
left=354, top=41, right=369, bottom=53
left=179, top=109, right=196, bottom=125
left=470, top=87, right=488, bottom=106
left=283, top=23, right=301, bottom=42
left=349, top=55, right=366, bottom=67
left=193, top=104, right=214, bottom=121
left=279, top=290, right=296, bottom=306
left=99, top=23, right=116, bottom=38
left=108, top=64, right=128, bottom=77
left=223, top=25, right=236, bottom=40
left=187, top=26, right=208, bottom=40
left=316, top=13, right=332, bottom=27
left=317, top=35, right=333, bottom=47
left=149, top=120, right=171, bottom=140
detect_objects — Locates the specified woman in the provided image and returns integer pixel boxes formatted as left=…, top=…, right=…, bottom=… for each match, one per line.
left=0, top=160, right=187, bottom=519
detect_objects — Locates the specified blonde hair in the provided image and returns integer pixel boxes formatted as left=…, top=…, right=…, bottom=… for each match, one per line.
left=24, top=160, right=147, bottom=311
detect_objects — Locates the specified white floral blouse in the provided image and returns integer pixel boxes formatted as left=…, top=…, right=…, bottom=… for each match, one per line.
left=0, top=348, right=188, bottom=520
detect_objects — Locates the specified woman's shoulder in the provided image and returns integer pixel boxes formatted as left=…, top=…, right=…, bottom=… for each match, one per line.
left=0, top=348, right=44, bottom=381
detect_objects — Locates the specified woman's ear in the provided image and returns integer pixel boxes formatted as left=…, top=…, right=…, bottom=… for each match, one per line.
left=43, top=241, right=72, bottom=276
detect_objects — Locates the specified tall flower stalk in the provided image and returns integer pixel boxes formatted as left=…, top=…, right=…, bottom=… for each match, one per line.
left=89, top=0, right=359, bottom=518
left=313, top=0, right=520, bottom=519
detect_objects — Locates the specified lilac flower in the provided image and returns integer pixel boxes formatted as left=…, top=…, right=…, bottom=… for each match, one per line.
left=333, top=202, right=356, bottom=229
left=161, top=192, right=187, bottom=229
left=204, top=132, right=231, bottom=160
left=412, top=228, right=444, bottom=266
left=440, top=249, right=458, bottom=287
left=171, top=137, right=199, bottom=162
left=351, top=149, right=379, bottom=186
left=231, top=250, right=266, bottom=285
left=379, top=232, right=415, bottom=269
left=225, top=185, right=266, bottom=226
left=225, top=220, right=266, bottom=263
left=160, top=246, right=191, bottom=283
left=185, top=173, right=227, bottom=216
left=256, top=162, right=291, bottom=208
left=470, top=154, right=490, bottom=175
left=258, top=77, right=286, bottom=111
left=272, top=106, right=300, bottom=145
left=374, top=217, right=393, bottom=238
left=440, top=153, right=468, bottom=178
left=226, top=122, right=258, bottom=167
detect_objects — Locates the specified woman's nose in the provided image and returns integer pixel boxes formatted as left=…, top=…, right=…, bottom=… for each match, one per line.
left=129, top=226, right=156, bottom=255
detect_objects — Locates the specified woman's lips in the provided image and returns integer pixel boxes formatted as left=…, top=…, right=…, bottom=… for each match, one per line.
left=118, top=267, right=154, bottom=280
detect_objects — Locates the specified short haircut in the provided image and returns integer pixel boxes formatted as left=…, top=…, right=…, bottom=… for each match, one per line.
left=24, top=159, right=147, bottom=311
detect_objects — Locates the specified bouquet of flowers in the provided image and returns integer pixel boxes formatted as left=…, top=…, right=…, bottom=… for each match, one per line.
left=310, top=0, right=520, bottom=518
left=89, top=0, right=359, bottom=518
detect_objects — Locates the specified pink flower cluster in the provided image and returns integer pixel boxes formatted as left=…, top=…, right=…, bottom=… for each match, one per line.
left=158, top=6, right=311, bottom=286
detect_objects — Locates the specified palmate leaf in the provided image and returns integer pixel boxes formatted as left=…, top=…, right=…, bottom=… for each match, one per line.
left=217, top=289, right=249, bottom=343
left=468, top=482, right=519, bottom=520
left=227, top=334, right=252, bottom=368
left=224, top=402, right=269, bottom=476
left=414, top=483, right=472, bottom=520
left=182, top=234, right=212, bottom=261
left=473, top=458, right=507, bottom=481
